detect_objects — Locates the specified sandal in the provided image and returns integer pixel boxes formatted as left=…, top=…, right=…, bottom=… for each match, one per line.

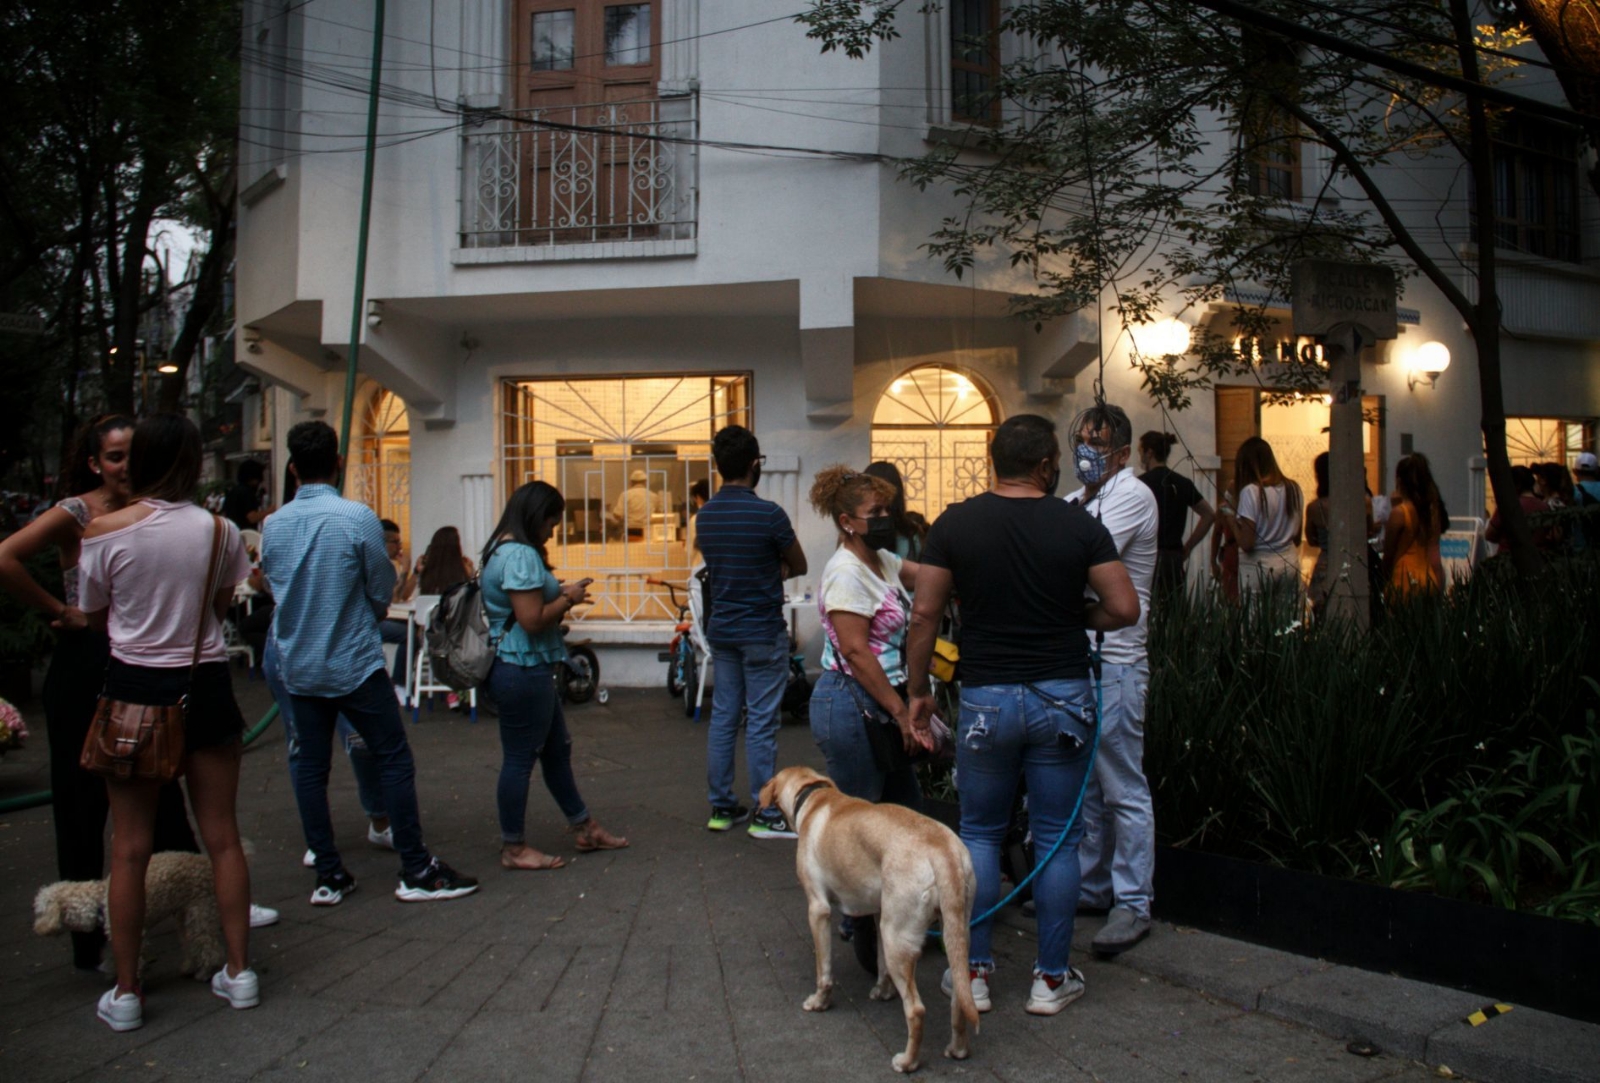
left=572, top=821, right=629, bottom=852
left=501, top=846, right=566, bottom=871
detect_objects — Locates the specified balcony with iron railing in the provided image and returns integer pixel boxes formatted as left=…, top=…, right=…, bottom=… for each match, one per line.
left=455, top=95, right=698, bottom=263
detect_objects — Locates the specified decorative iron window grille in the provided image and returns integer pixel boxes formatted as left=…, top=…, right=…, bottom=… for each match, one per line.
left=870, top=365, right=999, bottom=522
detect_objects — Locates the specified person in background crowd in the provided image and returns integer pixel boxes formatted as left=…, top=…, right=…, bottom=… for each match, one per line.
left=696, top=425, right=808, bottom=839
left=376, top=519, right=412, bottom=691
left=1221, top=437, right=1302, bottom=597
left=1485, top=465, right=1557, bottom=556
left=1304, top=453, right=1333, bottom=616
left=1208, top=484, right=1241, bottom=603
left=807, top=465, right=927, bottom=808
left=480, top=481, right=628, bottom=870
left=0, top=415, right=235, bottom=973
left=1384, top=453, right=1448, bottom=600
left=907, top=414, right=1138, bottom=1018
left=1066, top=405, right=1159, bottom=957
left=78, top=414, right=258, bottom=1031
left=1135, top=432, right=1214, bottom=605
left=608, top=468, right=661, bottom=538
left=863, top=460, right=928, bottom=561
left=685, top=478, right=711, bottom=555
left=402, top=526, right=476, bottom=601
left=262, top=420, right=477, bottom=906
left=221, top=459, right=271, bottom=532
left=1533, top=461, right=1579, bottom=552
left=1572, top=451, right=1600, bottom=550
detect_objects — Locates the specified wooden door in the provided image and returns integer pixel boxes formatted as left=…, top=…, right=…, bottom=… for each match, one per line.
left=1215, top=386, right=1260, bottom=497
left=514, top=2, right=661, bottom=242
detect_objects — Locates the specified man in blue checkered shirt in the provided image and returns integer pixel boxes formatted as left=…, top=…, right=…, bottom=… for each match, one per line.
left=262, top=421, right=478, bottom=906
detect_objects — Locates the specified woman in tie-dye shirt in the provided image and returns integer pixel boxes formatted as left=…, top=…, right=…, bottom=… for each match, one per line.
left=807, top=466, right=932, bottom=810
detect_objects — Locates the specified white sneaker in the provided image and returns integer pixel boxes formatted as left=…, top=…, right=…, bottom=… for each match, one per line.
left=211, top=964, right=260, bottom=1009
left=940, top=967, right=993, bottom=1013
left=302, top=848, right=316, bottom=868
left=248, top=903, right=280, bottom=929
left=97, top=986, right=143, bottom=1032
left=1025, top=966, right=1086, bottom=1016
left=367, top=823, right=395, bottom=850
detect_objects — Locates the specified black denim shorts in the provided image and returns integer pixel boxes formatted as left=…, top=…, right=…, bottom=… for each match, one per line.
left=102, top=658, right=246, bottom=753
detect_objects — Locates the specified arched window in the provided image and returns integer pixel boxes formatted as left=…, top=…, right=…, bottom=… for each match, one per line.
left=870, top=365, right=999, bottom=521
left=350, top=387, right=411, bottom=552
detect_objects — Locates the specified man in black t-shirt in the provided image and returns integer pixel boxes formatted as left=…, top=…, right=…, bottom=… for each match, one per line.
left=222, top=459, right=270, bottom=532
left=906, top=414, right=1137, bottom=1019
left=1136, top=432, right=1215, bottom=602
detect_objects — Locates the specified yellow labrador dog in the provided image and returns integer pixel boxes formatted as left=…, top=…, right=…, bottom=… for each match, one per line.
left=761, top=765, right=980, bottom=1074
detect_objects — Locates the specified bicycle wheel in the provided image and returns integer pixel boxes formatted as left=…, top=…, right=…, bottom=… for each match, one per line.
left=666, top=640, right=686, bottom=697
left=681, top=649, right=698, bottom=717
left=564, top=646, right=599, bottom=705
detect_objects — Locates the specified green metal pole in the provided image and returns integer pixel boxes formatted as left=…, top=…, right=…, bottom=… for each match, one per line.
left=337, top=0, right=387, bottom=484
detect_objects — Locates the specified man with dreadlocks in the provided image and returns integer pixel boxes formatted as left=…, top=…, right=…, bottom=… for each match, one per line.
left=1064, top=403, right=1159, bottom=957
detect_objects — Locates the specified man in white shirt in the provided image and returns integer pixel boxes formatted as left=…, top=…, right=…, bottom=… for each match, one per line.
left=608, top=469, right=660, bottom=537
left=1064, top=403, right=1158, bottom=955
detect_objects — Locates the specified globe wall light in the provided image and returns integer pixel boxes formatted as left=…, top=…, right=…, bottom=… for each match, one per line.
left=1128, top=317, right=1192, bottom=359
left=1406, top=340, right=1450, bottom=391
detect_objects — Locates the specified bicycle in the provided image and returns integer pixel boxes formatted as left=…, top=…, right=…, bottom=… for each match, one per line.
left=648, top=577, right=702, bottom=718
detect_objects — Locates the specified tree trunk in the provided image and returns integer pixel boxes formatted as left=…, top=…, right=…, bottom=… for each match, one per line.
left=159, top=170, right=235, bottom=415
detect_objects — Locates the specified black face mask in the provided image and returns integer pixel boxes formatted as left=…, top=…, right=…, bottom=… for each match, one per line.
left=862, top=515, right=897, bottom=551
left=1042, top=466, right=1062, bottom=498
left=749, top=462, right=762, bottom=488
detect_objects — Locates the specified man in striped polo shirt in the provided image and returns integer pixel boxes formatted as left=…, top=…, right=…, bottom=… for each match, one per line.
left=262, top=421, right=478, bottom=905
left=695, top=425, right=808, bottom=838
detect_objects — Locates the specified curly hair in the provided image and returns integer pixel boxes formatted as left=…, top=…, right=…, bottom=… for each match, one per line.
left=808, top=465, right=894, bottom=532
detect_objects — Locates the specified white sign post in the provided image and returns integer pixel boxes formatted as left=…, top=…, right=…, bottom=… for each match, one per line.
left=1293, top=261, right=1398, bottom=629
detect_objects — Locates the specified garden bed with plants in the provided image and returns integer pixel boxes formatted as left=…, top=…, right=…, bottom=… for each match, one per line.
left=1144, top=555, right=1600, bottom=1019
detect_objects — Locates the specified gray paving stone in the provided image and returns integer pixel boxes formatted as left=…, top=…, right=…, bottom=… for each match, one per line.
left=1118, top=922, right=1327, bottom=1010
left=1259, top=966, right=1486, bottom=1062
left=1425, top=1003, right=1600, bottom=1083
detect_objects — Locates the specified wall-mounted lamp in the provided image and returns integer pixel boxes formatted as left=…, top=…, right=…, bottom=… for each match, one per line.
left=1128, top=317, right=1192, bottom=359
left=366, top=300, right=383, bottom=329
left=1406, top=340, right=1450, bottom=391
left=156, top=361, right=179, bottom=374
left=243, top=328, right=263, bottom=354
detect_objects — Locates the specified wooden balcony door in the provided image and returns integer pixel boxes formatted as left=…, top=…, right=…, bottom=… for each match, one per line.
left=514, top=1, right=661, bottom=242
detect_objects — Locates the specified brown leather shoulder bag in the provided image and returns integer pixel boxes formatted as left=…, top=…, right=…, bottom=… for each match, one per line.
left=81, top=514, right=227, bottom=782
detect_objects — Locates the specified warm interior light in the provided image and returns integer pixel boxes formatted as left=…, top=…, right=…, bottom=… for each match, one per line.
left=1129, top=317, right=1191, bottom=358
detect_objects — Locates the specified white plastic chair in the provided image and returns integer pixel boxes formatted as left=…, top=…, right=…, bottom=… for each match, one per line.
left=686, top=565, right=712, bottom=720
left=408, top=595, right=477, bottom=722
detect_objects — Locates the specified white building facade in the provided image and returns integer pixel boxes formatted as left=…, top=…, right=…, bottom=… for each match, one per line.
left=236, top=0, right=1600, bottom=683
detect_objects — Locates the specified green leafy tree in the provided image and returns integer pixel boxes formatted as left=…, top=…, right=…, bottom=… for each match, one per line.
left=802, top=0, right=1590, bottom=575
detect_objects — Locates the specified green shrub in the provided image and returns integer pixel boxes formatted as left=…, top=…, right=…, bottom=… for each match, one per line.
left=1147, top=556, right=1600, bottom=922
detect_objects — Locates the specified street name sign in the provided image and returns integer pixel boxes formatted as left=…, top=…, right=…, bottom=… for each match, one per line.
left=1291, top=261, right=1398, bottom=341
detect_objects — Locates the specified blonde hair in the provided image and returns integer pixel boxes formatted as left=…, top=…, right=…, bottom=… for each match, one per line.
left=809, top=465, right=894, bottom=531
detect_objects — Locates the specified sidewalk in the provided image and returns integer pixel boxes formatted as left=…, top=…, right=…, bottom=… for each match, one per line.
left=1, top=679, right=1595, bottom=1082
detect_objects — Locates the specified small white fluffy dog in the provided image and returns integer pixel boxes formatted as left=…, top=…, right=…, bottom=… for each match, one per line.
left=33, top=851, right=225, bottom=980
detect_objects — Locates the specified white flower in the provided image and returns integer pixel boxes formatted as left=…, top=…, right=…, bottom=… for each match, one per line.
left=1474, top=741, right=1486, bottom=751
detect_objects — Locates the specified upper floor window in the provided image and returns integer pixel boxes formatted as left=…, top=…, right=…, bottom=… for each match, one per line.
left=1488, top=117, right=1581, bottom=263
left=1235, top=32, right=1303, bottom=201
left=950, top=0, right=1001, bottom=125
left=1245, top=110, right=1302, bottom=200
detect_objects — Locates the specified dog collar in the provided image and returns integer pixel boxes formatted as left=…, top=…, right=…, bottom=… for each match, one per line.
left=790, top=780, right=833, bottom=824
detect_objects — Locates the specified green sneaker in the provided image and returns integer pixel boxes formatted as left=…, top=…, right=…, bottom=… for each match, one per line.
left=748, top=807, right=797, bottom=840
left=707, top=804, right=749, bottom=831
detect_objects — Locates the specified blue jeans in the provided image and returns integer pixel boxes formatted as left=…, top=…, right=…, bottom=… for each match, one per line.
left=288, top=668, right=432, bottom=878
left=808, top=671, right=921, bottom=809
left=488, top=659, right=589, bottom=844
left=706, top=629, right=790, bottom=811
left=1077, top=660, right=1154, bottom=919
left=263, top=640, right=386, bottom=821
left=956, top=678, right=1097, bottom=979
left=379, top=619, right=409, bottom=687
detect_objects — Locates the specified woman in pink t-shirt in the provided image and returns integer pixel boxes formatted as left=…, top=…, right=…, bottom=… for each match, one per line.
left=78, top=415, right=257, bottom=1032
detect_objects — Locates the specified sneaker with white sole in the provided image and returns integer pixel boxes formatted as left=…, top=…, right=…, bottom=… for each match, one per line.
left=394, top=858, right=479, bottom=902
left=97, top=987, right=143, bottom=1032
left=940, top=966, right=993, bottom=1013
left=1025, top=966, right=1086, bottom=1016
left=248, top=903, right=280, bottom=929
left=210, top=965, right=261, bottom=1009
left=310, top=869, right=358, bottom=906
left=302, top=848, right=316, bottom=869
left=747, top=807, right=797, bottom=840
left=367, top=823, right=394, bottom=850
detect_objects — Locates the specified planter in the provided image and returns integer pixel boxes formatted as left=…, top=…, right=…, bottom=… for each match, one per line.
left=1154, top=844, right=1600, bottom=1024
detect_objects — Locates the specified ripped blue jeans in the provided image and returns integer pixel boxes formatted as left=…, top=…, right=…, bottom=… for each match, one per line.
left=956, top=678, right=1096, bottom=980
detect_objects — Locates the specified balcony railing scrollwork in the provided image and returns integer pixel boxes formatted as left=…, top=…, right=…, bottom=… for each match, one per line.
left=460, top=95, right=697, bottom=250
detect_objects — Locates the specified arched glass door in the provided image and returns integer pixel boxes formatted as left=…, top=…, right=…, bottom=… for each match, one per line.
left=870, top=365, right=999, bottom=521
left=350, top=388, right=412, bottom=553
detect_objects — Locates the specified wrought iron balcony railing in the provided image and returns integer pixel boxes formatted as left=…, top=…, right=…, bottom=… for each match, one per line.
left=459, top=95, right=697, bottom=250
